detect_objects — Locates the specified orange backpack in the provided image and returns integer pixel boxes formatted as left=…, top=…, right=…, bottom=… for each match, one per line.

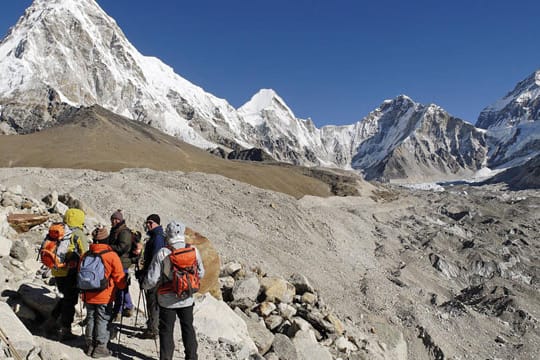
left=40, top=223, right=68, bottom=269
left=158, top=245, right=200, bottom=300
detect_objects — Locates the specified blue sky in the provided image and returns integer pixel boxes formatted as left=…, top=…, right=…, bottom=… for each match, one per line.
left=1, top=0, right=539, bottom=127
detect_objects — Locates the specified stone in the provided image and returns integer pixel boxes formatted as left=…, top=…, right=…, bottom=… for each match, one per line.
left=287, top=317, right=313, bottom=337
left=17, top=282, right=59, bottom=317
left=193, top=294, right=257, bottom=356
left=234, top=307, right=275, bottom=355
left=293, top=330, right=332, bottom=360
left=335, top=336, right=358, bottom=353
left=0, top=235, right=12, bottom=258
left=326, top=313, right=345, bottom=335
left=264, top=352, right=280, bottom=360
left=261, top=277, right=296, bottom=304
left=233, top=276, right=260, bottom=302
left=42, top=191, right=58, bottom=208
left=221, top=261, right=243, bottom=277
left=6, top=213, right=49, bottom=233
left=53, top=201, right=69, bottom=216
left=278, top=303, right=297, bottom=320
left=220, top=275, right=235, bottom=290
left=186, top=227, right=222, bottom=300
left=258, top=301, right=277, bottom=317
left=10, top=240, right=29, bottom=261
left=0, top=301, right=37, bottom=359
left=289, top=273, right=314, bottom=295
left=272, top=333, right=298, bottom=360
left=301, top=292, right=317, bottom=305
left=265, top=314, right=284, bottom=331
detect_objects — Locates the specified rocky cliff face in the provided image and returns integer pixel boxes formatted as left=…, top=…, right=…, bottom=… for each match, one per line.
left=352, top=96, right=487, bottom=181
left=477, top=70, right=540, bottom=167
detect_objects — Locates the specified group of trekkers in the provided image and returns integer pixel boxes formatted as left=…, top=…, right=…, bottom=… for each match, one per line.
left=40, top=208, right=205, bottom=360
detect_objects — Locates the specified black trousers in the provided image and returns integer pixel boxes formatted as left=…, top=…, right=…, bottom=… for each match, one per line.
left=52, top=271, right=79, bottom=328
left=159, top=305, right=197, bottom=360
left=145, top=287, right=159, bottom=334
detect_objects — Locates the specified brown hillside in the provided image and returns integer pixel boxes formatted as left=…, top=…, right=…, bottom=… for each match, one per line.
left=0, top=105, right=335, bottom=198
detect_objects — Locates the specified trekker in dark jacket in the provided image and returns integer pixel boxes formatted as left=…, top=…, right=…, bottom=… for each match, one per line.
left=136, top=213, right=166, bottom=339
left=108, top=209, right=134, bottom=318
left=143, top=221, right=205, bottom=360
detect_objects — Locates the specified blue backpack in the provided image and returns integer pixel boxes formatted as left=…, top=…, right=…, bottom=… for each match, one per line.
left=77, top=250, right=111, bottom=291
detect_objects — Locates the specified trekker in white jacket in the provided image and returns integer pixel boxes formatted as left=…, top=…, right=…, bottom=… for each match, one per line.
left=143, top=221, right=205, bottom=360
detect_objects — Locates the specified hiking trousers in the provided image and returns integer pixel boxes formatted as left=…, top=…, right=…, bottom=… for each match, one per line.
left=85, top=303, right=113, bottom=346
left=159, top=305, right=197, bottom=360
left=145, top=287, right=159, bottom=334
left=52, top=271, right=79, bottom=328
left=113, top=269, right=133, bottom=315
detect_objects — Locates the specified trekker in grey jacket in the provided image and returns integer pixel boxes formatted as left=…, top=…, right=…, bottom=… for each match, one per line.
left=143, top=221, right=205, bottom=360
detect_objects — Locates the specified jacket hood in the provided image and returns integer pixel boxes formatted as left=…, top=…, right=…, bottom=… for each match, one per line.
left=64, top=208, right=85, bottom=229
left=166, top=234, right=186, bottom=246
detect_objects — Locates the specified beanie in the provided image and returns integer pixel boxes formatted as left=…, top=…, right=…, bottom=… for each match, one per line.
left=111, top=209, right=124, bottom=221
left=165, top=221, right=186, bottom=240
left=92, top=227, right=109, bottom=242
left=146, top=214, right=161, bottom=225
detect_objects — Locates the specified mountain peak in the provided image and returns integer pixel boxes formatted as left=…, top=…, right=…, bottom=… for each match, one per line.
left=237, top=88, right=296, bottom=127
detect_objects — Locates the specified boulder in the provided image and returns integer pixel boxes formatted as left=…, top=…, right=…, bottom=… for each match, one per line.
left=6, top=213, right=49, bottom=233
left=17, top=283, right=59, bottom=317
left=0, top=235, right=12, bottom=258
left=232, top=276, right=260, bottom=302
left=10, top=240, right=29, bottom=261
left=258, top=301, right=276, bottom=317
left=272, top=333, right=299, bottom=360
left=0, top=208, right=17, bottom=238
left=261, top=277, right=295, bottom=304
left=289, top=273, right=314, bottom=295
left=0, top=301, right=37, bottom=359
left=293, top=330, right=332, bottom=360
left=221, top=261, right=242, bottom=277
left=194, top=294, right=257, bottom=356
left=234, top=307, right=275, bottom=355
left=186, top=227, right=222, bottom=299
left=278, top=303, right=297, bottom=320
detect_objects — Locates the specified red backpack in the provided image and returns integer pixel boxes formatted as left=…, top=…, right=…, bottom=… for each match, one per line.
left=158, top=245, right=200, bottom=300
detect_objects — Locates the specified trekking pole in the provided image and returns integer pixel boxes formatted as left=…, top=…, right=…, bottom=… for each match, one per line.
left=134, top=288, right=143, bottom=327
left=141, top=290, right=159, bottom=357
left=116, top=286, right=125, bottom=358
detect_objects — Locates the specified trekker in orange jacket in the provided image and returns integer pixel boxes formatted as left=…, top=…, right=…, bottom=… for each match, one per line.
left=81, top=226, right=127, bottom=358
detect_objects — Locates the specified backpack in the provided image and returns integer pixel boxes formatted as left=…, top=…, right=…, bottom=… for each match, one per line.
left=158, top=245, right=200, bottom=300
left=77, top=250, right=111, bottom=291
left=40, top=223, right=71, bottom=269
left=126, top=229, right=143, bottom=259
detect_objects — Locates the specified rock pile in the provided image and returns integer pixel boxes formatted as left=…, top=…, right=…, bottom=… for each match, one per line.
left=218, top=261, right=362, bottom=359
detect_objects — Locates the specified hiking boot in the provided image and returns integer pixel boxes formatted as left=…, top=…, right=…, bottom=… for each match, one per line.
left=139, top=329, right=157, bottom=339
left=58, top=327, right=77, bottom=341
left=121, top=308, right=133, bottom=318
left=84, top=340, right=94, bottom=356
left=91, top=344, right=111, bottom=358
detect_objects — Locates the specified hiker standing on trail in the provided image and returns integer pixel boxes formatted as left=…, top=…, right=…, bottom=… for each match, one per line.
left=44, top=208, right=89, bottom=340
left=143, top=221, right=205, bottom=360
left=81, top=226, right=127, bottom=358
left=135, top=213, right=166, bottom=339
left=108, top=209, right=135, bottom=319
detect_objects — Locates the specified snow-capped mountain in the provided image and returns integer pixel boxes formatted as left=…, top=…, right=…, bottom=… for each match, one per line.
left=351, top=96, right=487, bottom=181
left=476, top=70, right=540, bottom=167
left=0, top=0, right=536, bottom=184
left=0, top=0, right=249, bottom=148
